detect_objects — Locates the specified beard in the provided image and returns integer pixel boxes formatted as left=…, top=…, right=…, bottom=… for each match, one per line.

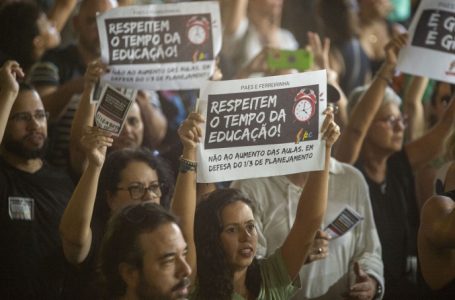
left=136, top=274, right=190, bottom=300
left=2, top=134, right=48, bottom=159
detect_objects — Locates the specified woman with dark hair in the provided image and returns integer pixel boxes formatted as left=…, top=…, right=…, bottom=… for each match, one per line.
left=0, top=1, right=60, bottom=72
left=59, top=127, right=174, bottom=299
left=171, top=109, right=340, bottom=299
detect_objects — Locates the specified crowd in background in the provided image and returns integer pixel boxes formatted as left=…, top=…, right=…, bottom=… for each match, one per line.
left=1, top=0, right=455, bottom=299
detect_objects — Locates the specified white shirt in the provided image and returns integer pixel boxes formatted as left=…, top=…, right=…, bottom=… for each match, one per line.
left=231, top=158, right=384, bottom=299
left=222, top=18, right=298, bottom=74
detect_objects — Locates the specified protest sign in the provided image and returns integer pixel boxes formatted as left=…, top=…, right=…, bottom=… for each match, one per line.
left=397, top=0, right=455, bottom=84
left=324, top=206, right=364, bottom=239
left=196, top=70, right=328, bottom=183
left=95, top=84, right=136, bottom=136
left=97, top=1, right=222, bottom=90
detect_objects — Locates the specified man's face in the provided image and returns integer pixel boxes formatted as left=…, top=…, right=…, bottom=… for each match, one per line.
left=112, top=102, right=144, bottom=151
left=2, top=90, right=48, bottom=159
left=74, top=0, right=117, bottom=56
left=132, top=223, right=191, bottom=300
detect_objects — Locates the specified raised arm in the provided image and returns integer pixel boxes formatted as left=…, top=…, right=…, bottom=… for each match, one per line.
left=47, top=0, right=77, bottom=32
left=280, top=109, right=340, bottom=280
left=220, top=0, right=248, bottom=36
left=405, top=93, right=455, bottom=171
left=171, top=112, right=205, bottom=284
left=403, top=76, right=428, bottom=141
left=136, top=90, right=168, bottom=149
left=418, top=194, right=455, bottom=289
left=335, top=33, right=408, bottom=164
left=60, top=127, right=113, bottom=264
left=69, top=59, right=107, bottom=175
left=0, top=61, right=24, bottom=143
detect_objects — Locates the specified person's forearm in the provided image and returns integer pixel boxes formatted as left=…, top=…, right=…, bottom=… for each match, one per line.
left=335, top=64, right=394, bottom=164
left=59, top=163, right=101, bottom=263
left=41, top=78, right=84, bottom=120
left=171, top=148, right=198, bottom=280
left=404, top=76, right=428, bottom=141
left=69, top=87, right=95, bottom=175
left=221, top=0, right=248, bottom=36
left=0, top=90, right=16, bottom=143
left=137, top=100, right=167, bottom=149
left=47, top=0, right=77, bottom=32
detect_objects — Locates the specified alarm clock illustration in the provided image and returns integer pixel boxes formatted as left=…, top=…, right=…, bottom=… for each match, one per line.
left=293, top=88, right=317, bottom=123
left=186, top=17, right=210, bottom=45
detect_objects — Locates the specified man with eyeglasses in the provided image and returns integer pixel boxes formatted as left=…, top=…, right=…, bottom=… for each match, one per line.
left=0, top=60, right=74, bottom=298
left=99, top=202, right=192, bottom=300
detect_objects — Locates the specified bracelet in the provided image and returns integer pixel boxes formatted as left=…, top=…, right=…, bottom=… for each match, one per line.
left=179, top=156, right=197, bottom=173
left=376, top=74, right=393, bottom=86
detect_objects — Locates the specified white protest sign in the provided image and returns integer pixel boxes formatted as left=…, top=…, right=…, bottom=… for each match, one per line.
left=397, top=0, right=455, bottom=84
left=324, top=206, right=364, bottom=239
left=196, top=70, right=328, bottom=183
left=97, top=1, right=222, bottom=90
left=95, top=84, right=137, bottom=136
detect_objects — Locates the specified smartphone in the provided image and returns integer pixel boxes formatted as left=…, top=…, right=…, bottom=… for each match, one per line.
left=267, top=49, right=313, bottom=72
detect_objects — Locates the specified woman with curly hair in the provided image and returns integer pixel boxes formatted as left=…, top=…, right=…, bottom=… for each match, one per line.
left=172, top=108, right=340, bottom=299
left=59, top=128, right=174, bottom=299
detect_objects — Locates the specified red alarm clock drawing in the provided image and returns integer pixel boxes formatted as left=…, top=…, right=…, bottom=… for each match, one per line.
left=186, top=16, right=210, bottom=45
left=293, top=88, right=317, bottom=123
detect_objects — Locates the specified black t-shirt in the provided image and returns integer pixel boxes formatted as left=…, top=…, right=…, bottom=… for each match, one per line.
left=357, top=150, right=420, bottom=299
left=0, top=157, right=74, bottom=299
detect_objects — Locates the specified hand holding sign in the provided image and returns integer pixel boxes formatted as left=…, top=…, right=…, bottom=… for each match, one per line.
left=321, top=106, right=341, bottom=149
left=178, top=112, right=205, bottom=159
left=384, top=33, right=409, bottom=68
left=80, top=126, right=113, bottom=167
left=85, top=59, right=108, bottom=90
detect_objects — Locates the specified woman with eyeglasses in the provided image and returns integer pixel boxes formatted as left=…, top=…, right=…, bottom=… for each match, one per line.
left=171, top=109, right=340, bottom=299
left=334, top=34, right=455, bottom=299
left=59, top=127, right=174, bottom=299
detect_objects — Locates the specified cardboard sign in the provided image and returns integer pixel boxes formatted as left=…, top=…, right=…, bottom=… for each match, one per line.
left=97, top=1, right=222, bottom=90
left=196, top=70, right=328, bottom=183
left=397, top=0, right=455, bottom=83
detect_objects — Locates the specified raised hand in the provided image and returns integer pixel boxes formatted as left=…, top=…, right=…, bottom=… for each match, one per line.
left=305, top=230, right=331, bottom=264
left=178, top=112, right=205, bottom=153
left=0, top=60, right=24, bottom=97
left=307, top=31, right=331, bottom=70
left=80, top=126, right=113, bottom=167
left=84, top=59, right=108, bottom=90
left=384, top=32, right=408, bottom=68
left=321, top=106, right=341, bottom=148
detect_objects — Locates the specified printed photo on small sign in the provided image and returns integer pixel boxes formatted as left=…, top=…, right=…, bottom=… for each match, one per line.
left=324, top=206, right=364, bottom=239
left=95, top=84, right=135, bottom=136
left=90, top=81, right=137, bottom=103
left=196, top=70, right=327, bottom=183
left=96, top=1, right=222, bottom=90
left=397, top=0, right=455, bottom=83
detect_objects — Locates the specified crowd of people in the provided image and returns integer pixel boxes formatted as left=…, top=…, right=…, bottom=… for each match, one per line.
left=1, top=0, right=455, bottom=299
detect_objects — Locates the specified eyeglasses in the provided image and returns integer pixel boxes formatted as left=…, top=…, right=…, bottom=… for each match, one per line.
left=375, top=115, right=408, bottom=129
left=116, top=182, right=165, bottom=200
left=10, top=110, right=49, bottom=123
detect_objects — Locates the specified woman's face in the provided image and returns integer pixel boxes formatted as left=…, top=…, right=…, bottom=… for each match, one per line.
left=366, top=102, right=405, bottom=153
left=107, top=160, right=161, bottom=211
left=219, top=201, right=257, bottom=271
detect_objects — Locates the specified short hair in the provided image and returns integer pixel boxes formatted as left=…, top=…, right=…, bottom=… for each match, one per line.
left=347, top=84, right=402, bottom=116
left=94, top=148, right=174, bottom=223
left=99, top=202, right=178, bottom=298
left=194, top=188, right=261, bottom=300
left=0, top=1, right=42, bottom=71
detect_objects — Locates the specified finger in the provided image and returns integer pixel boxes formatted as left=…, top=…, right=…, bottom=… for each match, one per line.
left=320, top=110, right=335, bottom=134
left=346, top=291, right=369, bottom=300
left=316, top=230, right=332, bottom=240
left=350, top=281, right=371, bottom=292
left=188, top=112, right=205, bottom=123
left=354, top=262, right=368, bottom=281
